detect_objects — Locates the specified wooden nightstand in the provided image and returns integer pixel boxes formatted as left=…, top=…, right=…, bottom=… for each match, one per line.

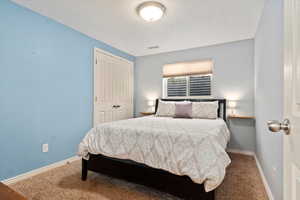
left=228, top=115, right=255, bottom=119
left=140, top=112, right=155, bottom=116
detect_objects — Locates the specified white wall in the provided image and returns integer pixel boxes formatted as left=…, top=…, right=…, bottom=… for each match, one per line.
left=134, top=39, right=256, bottom=152
left=254, top=0, right=283, bottom=199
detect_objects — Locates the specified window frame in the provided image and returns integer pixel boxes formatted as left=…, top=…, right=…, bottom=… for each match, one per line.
left=162, top=73, right=213, bottom=99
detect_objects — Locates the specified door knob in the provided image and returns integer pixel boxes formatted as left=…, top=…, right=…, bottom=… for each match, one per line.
left=267, top=119, right=290, bottom=135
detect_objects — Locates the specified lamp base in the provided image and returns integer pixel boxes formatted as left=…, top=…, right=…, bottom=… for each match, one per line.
left=231, top=109, right=235, bottom=115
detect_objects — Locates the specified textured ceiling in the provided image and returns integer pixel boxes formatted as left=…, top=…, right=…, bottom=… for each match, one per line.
left=12, top=0, right=265, bottom=56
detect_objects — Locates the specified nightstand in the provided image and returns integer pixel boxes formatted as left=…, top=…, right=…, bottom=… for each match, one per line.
left=140, top=112, right=155, bottom=116
left=228, top=115, right=255, bottom=119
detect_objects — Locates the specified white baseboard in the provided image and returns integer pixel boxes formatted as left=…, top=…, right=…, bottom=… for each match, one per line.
left=1, top=156, right=81, bottom=185
left=227, top=148, right=255, bottom=156
left=227, top=148, right=274, bottom=200
left=254, top=155, right=274, bottom=200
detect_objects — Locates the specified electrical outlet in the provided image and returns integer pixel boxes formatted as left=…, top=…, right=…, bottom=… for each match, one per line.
left=42, top=144, right=48, bottom=153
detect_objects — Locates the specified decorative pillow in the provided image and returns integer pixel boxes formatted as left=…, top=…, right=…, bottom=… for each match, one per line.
left=192, top=101, right=218, bottom=119
left=155, top=100, right=175, bottom=117
left=174, top=102, right=192, bottom=118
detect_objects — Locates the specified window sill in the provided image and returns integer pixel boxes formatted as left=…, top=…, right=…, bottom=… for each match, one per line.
left=163, top=96, right=213, bottom=99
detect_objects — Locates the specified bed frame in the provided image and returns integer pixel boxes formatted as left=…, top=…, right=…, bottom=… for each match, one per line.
left=82, top=98, right=226, bottom=200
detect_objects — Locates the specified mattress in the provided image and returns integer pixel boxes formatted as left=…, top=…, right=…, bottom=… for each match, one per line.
left=78, top=116, right=231, bottom=191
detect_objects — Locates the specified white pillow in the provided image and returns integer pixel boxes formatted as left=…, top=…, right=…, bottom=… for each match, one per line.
left=192, top=101, right=218, bottom=119
left=155, top=100, right=176, bottom=117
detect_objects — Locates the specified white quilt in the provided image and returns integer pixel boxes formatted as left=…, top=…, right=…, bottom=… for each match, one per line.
left=78, top=116, right=231, bottom=191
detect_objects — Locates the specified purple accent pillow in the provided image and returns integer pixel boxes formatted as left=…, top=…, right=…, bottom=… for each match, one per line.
left=174, top=102, right=192, bottom=118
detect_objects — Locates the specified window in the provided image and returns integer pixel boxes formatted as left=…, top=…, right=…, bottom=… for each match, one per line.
left=189, top=75, right=211, bottom=96
left=167, top=77, right=187, bottom=97
left=163, top=60, right=212, bottom=97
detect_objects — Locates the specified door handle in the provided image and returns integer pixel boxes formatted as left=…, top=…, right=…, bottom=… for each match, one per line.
left=267, top=119, right=290, bottom=135
left=112, top=105, right=121, bottom=108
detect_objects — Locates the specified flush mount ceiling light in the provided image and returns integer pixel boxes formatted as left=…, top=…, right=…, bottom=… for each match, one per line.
left=137, top=1, right=166, bottom=22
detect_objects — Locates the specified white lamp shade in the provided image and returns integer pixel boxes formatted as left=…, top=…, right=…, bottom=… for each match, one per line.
left=228, top=101, right=237, bottom=108
left=147, top=100, right=155, bottom=106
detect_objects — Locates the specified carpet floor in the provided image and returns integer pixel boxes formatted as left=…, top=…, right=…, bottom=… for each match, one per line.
left=10, top=153, right=268, bottom=200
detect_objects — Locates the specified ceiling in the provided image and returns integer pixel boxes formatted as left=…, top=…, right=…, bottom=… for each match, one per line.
left=12, top=0, right=265, bottom=57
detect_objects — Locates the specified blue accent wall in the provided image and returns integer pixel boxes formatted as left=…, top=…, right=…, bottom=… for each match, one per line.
left=0, top=0, right=135, bottom=180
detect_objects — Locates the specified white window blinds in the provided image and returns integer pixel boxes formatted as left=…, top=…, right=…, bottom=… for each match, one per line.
left=167, top=77, right=187, bottom=97
left=189, top=75, right=211, bottom=96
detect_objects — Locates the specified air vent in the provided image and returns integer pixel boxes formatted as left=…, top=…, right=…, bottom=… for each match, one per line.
left=148, top=45, right=159, bottom=49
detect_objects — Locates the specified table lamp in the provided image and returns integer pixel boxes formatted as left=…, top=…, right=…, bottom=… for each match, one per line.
left=228, top=100, right=237, bottom=115
left=147, top=100, right=155, bottom=112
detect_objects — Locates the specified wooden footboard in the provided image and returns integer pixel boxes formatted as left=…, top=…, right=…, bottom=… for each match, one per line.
left=82, top=154, right=215, bottom=200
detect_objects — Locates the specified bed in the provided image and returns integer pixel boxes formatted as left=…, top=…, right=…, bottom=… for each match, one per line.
left=78, top=99, right=230, bottom=200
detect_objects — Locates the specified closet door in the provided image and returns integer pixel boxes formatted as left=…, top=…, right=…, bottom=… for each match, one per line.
left=112, top=58, right=133, bottom=121
left=93, top=49, right=133, bottom=126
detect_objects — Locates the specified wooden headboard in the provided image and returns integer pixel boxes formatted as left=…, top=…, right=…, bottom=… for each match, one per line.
left=155, top=98, right=227, bottom=121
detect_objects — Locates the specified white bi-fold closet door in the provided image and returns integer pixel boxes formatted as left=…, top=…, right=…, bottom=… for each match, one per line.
left=93, top=48, right=133, bottom=126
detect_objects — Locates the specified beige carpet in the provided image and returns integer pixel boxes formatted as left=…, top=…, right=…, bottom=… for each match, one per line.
left=10, top=153, right=268, bottom=200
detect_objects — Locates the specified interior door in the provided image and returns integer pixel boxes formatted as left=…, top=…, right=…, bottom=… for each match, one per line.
left=283, top=0, right=300, bottom=199
left=93, top=49, right=133, bottom=126
left=94, top=51, right=113, bottom=125
left=112, top=58, right=134, bottom=121
left=268, top=0, right=300, bottom=199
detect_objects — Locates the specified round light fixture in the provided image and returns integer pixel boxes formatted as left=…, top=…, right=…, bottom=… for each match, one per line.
left=137, top=1, right=166, bottom=22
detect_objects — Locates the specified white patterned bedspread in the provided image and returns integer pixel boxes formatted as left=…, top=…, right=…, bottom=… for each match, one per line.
left=78, top=116, right=231, bottom=191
